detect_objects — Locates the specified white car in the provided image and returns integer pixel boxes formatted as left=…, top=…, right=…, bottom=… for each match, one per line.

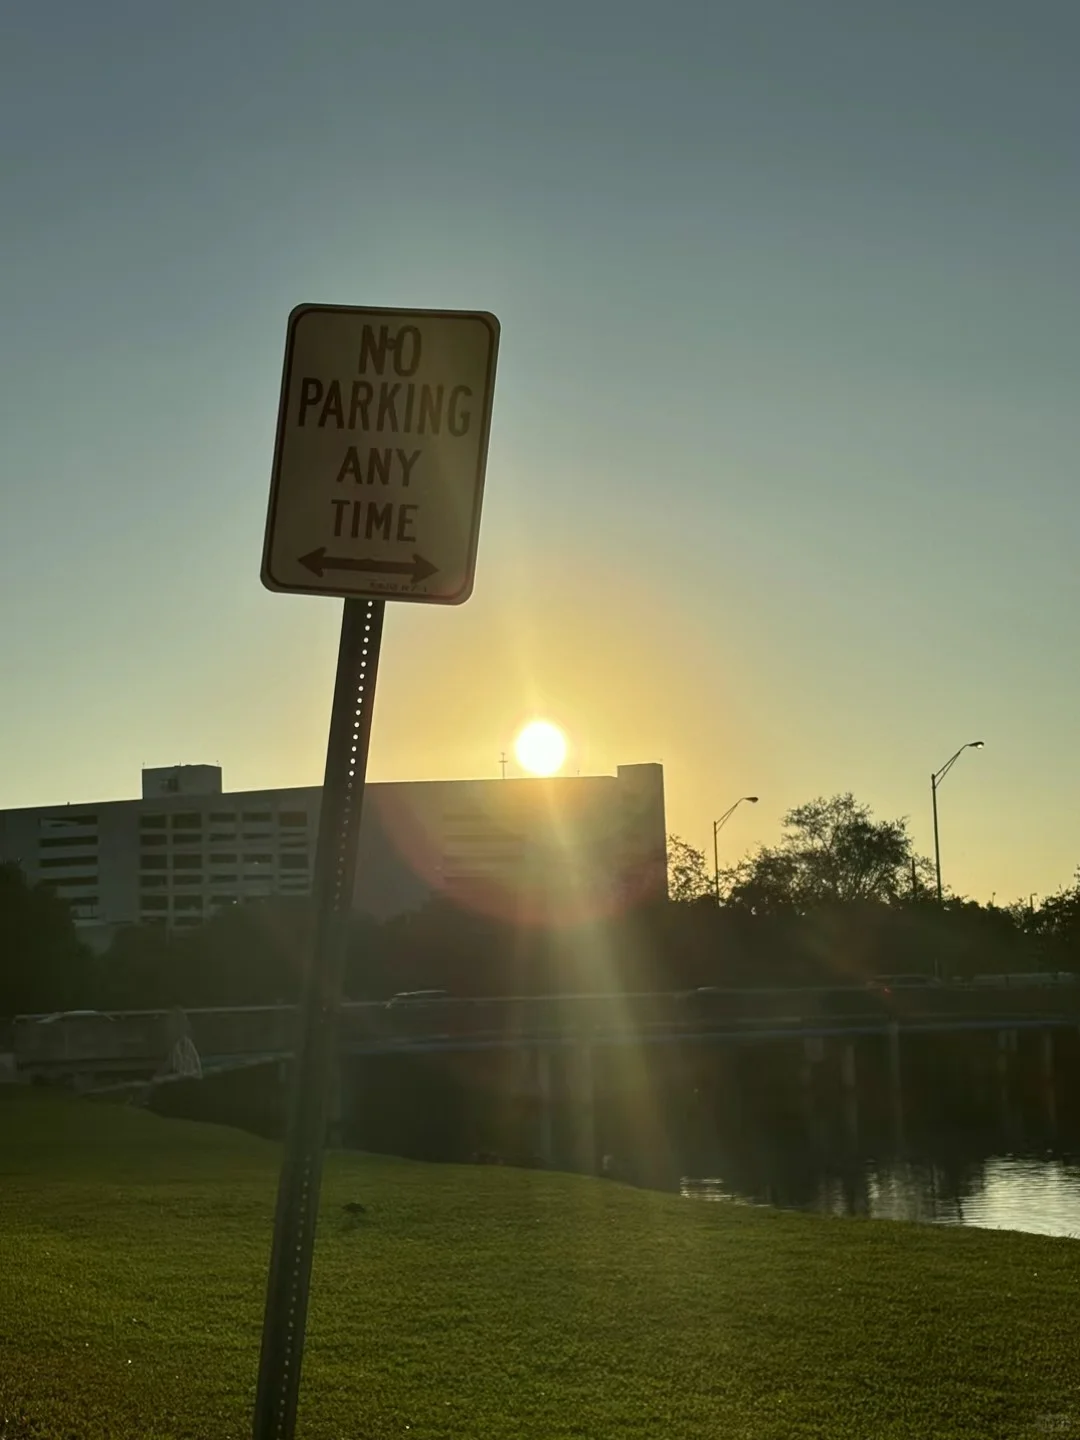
left=384, top=989, right=450, bottom=1010
left=37, top=1010, right=113, bottom=1024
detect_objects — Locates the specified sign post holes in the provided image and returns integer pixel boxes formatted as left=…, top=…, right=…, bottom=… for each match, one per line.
left=252, top=307, right=499, bottom=1440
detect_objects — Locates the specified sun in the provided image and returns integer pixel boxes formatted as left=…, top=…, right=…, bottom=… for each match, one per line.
left=514, top=719, right=568, bottom=777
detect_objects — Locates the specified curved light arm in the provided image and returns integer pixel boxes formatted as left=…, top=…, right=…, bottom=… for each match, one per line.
left=933, top=742, right=984, bottom=788
left=713, top=795, right=759, bottom=835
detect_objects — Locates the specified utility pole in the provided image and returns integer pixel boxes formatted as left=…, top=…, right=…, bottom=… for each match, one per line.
left=499, top=751, right=508, bottom=779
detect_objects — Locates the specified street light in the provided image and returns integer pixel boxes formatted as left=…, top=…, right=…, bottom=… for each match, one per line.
left=713, top=796, right=759, bottom=904
left=931, top=742, right=984, bottom=904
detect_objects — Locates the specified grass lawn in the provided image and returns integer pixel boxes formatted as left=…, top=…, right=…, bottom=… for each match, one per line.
left=1, top=1091, right=1079, bottom=1439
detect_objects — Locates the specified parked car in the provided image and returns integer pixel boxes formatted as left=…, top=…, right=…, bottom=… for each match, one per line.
left=384, top=989, right=450, bottom=1010
left=37, top=1010, right=114, bottom=1024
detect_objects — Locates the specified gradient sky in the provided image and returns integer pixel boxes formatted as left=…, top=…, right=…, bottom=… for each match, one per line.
left=3, top=0, right=1078, bottom=904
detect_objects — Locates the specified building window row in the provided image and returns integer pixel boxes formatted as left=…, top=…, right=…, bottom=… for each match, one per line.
left=139, top=873, right=308, bottom=892
left=142, top=835, right=305, bottom=852
left=141, top=855, right=280, bottom=869
left=140, top=894, right=213, bottom=912
left=39, top=836, right=99, bottom=850
left=40, top=856, right=100, bottom=870
left=141, top=809, right=309, bottom=829
left=154, top=809, right=279, bottom=826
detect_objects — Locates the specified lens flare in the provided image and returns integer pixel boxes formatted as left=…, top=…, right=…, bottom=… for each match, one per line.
left=514, top=720, right=567, bottom=777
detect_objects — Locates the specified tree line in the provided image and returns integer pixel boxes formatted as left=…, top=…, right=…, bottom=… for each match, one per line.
left=3, top=792, right=1080, bottom=1019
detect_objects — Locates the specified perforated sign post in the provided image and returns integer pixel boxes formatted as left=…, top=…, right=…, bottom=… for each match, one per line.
left=252, top=306, right=499, bottom=1440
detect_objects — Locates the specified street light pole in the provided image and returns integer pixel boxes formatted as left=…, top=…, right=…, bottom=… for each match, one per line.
left=930, top=741, right=984, bottom=906
left=712, top=796, right=759, bottom=905
left=931, top=770, right=942, bottom=904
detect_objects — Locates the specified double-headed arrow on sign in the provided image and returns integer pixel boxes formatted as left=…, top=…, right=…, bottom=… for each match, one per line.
left=299, top=548, right=438, bottom=585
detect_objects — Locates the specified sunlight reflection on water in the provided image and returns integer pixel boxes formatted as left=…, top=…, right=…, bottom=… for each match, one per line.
left=681, top=1157, right=1080, bottom=1238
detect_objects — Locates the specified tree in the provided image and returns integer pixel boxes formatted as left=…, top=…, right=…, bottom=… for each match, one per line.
left=1027, top=872, right=1080, bottom=970
left=175, top=898, right=312, bottom=1006
left=0, top=861, right=92, bottom=1017
left=721, top=794, right=931, bottom=914
left=92, top=897, right=315, bottom=1011
left=667, top=835, right=713, bottom=904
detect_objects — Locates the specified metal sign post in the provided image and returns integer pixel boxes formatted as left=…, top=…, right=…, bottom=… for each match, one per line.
left=252, top=597, right=383, bottom=1440
left=252, top=304, right=499, bottom=1440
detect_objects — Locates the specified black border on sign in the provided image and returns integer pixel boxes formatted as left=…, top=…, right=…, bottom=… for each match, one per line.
left=260, top=304, right=501, bottom=606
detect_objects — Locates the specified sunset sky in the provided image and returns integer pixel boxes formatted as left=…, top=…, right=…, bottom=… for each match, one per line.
left=3, top=0, right=1079, bottom=904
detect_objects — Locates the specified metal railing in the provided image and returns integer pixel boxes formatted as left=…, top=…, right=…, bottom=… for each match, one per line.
left=13, top=983, right=1079, bottom=1075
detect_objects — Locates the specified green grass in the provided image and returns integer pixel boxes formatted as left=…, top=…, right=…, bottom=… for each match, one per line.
left=1, top=1092, right=1079, bottom=1439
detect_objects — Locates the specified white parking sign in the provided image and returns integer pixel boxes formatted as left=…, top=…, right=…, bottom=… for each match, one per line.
left=262, top=305, right=500, bottom=604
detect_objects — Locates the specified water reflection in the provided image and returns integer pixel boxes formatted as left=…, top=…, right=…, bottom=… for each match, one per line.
left=680, top=1153, right=1080, bottom=1238
left=661, top=1028, right=1080, bottom=1238
left=333, top=1023, right=1080, bottom=1239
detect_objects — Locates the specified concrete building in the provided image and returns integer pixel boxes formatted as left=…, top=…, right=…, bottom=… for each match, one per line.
left=0, top=763, right=667, bottom=947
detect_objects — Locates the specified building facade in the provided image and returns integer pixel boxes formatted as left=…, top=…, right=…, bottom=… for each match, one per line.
left=0, top=763, right=667, bottom=947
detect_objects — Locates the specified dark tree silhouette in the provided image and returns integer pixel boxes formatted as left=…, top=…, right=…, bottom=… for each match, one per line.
left=721, top=794, right=932, bottom=913
left=667, top=835, right=712, bottom=904
left=0, top=862, right=91, bottom=1017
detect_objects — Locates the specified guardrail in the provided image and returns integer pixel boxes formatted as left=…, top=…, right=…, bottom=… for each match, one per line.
left=13, top=984, right=1080, bottom=1076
